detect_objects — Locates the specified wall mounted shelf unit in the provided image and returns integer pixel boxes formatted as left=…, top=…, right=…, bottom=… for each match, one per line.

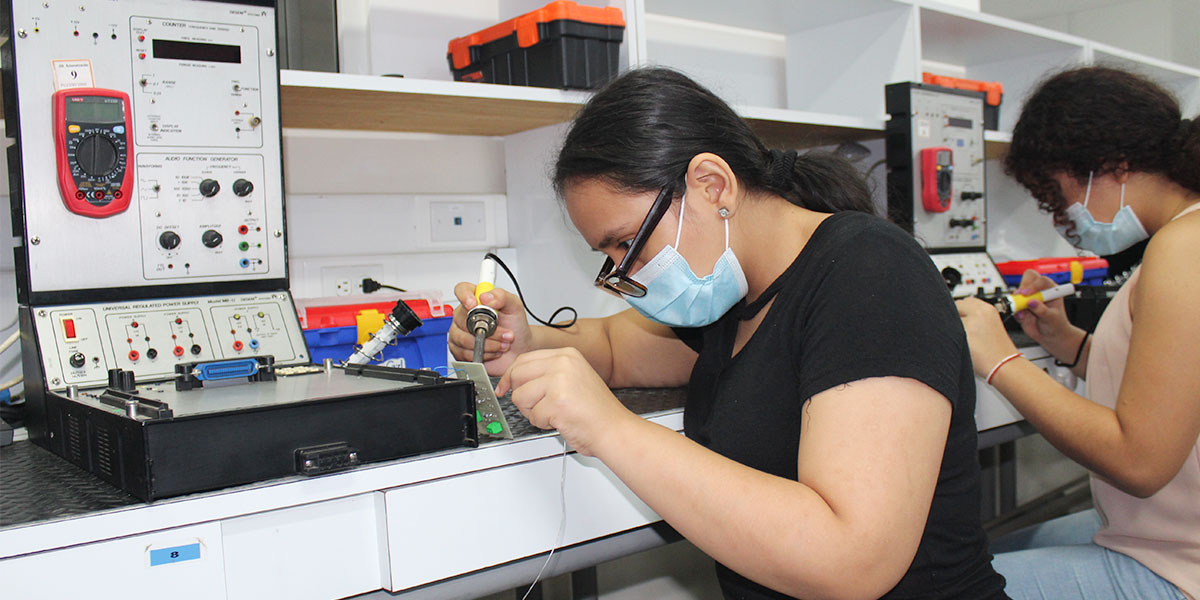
left=304, top=1, right=1199, bottom=151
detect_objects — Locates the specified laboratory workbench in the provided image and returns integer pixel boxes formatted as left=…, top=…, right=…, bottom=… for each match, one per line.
left=0, top=348, right=1058, bottom=600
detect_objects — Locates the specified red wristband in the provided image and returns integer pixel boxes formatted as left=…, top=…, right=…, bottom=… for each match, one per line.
left=986, top=352, right=1024, bottom=385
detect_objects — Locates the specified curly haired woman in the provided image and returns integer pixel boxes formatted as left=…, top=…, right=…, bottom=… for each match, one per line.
left=958, top=67, right=1200, bottom=600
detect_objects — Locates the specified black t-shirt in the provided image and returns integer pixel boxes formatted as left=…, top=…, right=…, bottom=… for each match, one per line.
left=674, top=212, right=1007, bottom=600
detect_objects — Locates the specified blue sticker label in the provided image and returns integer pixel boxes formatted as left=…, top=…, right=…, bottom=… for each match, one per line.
left=149, top=543, right=201, bottom=566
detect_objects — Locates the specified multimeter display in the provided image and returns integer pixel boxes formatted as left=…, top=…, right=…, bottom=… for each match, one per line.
left=65, top=98, right=125, bottom=122
left=53, top=88, right=134, bottom=218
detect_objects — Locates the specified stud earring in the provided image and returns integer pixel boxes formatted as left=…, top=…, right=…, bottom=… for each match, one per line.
left=718, top=207, right=730, bottom=218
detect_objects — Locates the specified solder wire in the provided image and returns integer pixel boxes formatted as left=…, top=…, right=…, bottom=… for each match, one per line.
left=519, top=443, right=570, bottom=600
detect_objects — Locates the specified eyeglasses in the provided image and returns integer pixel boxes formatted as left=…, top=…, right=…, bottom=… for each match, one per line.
left=595, top=184, right=676, bottom=298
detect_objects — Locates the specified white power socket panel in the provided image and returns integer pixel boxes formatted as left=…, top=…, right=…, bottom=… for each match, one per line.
left=430, top=200, right=487, bottom=243
left=411, top=195, right=507, bottom=250
left=321, top=264, right=384, bottom=296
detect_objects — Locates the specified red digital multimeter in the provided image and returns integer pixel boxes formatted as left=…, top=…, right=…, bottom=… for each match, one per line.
left=920, top=146, right=953, bottom=213
left=52, top=88, right=134, bottom=218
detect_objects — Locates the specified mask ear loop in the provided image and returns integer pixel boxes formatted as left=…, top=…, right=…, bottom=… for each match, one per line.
left=673, top=193, right=687, bottom=249
left=1120, top=182, right=1126, bottom=209
left=1084, top=171, right=1094, bottom=208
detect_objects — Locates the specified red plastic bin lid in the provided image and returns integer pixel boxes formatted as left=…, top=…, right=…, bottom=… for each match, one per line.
left=448, top=1, right=625, bottom=70
left=301, top=299, right=452, bottom=330
left=922, top=72, right=1004, bottom=107
left=995, top=257, right=1108, bottom=276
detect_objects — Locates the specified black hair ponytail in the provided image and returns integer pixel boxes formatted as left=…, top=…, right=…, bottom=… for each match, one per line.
left=1168, top=117, right=1200, bottom=194
left=553, top=68, right=874, bottom=215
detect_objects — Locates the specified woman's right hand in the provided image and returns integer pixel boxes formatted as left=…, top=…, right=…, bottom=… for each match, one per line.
left=1013, top=269, right=1076, bottom=346
left=449, top=282, right=535, bottom=375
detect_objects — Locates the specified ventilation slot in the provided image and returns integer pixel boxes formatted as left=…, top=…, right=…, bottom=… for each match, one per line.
left=94, top=427, right=115, bottom=479
left=64, top=410, right=85, bottom=463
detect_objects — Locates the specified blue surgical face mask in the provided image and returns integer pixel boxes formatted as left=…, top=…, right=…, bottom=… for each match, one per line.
left=624, top=195, right=748, bottom=328
left=1055, top=171, right=1149, bottom=256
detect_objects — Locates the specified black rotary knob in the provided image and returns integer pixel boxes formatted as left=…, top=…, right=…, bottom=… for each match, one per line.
left=159, top=230, right=181, bottom=250
left=75, top=135, right=118, bottom=176
left=941, top=267, right=963, bottom=290
left=199, top=179, right=220, bottom=197
left=69, top=352, right=86, bottom=368
left=232, top=179, right=254, bottom=197
left=201, top=229, right=223, bottom=248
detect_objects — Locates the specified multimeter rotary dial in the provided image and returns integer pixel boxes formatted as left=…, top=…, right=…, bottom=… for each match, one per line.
left=74, top=134, right=120, bottom=176
left=67, top=130, right=127, bottom=186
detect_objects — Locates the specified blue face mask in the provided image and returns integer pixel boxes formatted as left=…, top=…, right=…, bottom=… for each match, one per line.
left=1055, top=171, right=1149, bottom=256
left=624, top=195, right=748, bottom=328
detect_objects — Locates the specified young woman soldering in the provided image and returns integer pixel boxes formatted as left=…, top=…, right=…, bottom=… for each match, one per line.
left=958, top=67, right=1200, bottom=600
left=451, top=68, right=1007, bottom=599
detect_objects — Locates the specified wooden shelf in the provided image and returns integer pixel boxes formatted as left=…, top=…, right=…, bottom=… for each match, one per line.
left=279, top=71, right=588, bottom=136
left=279, top=70, right=888, bottom=146
left=984, top=130, right=1012, bottom=160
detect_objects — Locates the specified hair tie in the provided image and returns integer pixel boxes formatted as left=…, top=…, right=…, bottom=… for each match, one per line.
left=768, top=148, right=799, bottom=188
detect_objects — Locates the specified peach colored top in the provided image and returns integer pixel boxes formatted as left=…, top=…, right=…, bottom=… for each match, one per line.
left=1088, top=202, right=1200, bottom=600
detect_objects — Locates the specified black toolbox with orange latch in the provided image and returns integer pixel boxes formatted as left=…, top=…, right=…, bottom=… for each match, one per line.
left=447, top=1, right=624, bottom=90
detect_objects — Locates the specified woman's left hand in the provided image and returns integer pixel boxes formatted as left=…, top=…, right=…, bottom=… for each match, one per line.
left=495, top=347, right=640, bottom=457
left=956, top=297, right=1021, bottom=379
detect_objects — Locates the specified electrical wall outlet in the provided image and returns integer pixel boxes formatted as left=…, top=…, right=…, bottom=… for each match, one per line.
left=321, top=264, right=384, bottom=296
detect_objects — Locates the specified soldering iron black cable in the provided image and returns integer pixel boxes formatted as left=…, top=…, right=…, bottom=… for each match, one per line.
left=484, top=252, right=578, bottom=328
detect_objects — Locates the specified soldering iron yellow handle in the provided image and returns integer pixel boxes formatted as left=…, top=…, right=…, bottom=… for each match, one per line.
left=474, top=257, right=497, bottom=304
left=1010, top=283, right=1076, bottom=313
left=474, top=282, right=494, bottom=303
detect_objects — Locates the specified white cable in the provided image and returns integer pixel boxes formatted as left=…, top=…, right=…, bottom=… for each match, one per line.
left=0, top=330, right=18, bottom=355
left=0, top=374, right=22, bottom=392
left=519, top=444, right=569, bottom=600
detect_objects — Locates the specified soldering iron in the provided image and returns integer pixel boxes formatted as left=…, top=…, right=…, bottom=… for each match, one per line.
left=467, top=257, right=499, bottom=363
left=345, top=299, right=424, bottom=365
left=986, top=283, right=1076, bottom=317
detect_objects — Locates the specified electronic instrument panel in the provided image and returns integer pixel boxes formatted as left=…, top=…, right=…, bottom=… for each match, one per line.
left=8, top=0, right=285, bottom=297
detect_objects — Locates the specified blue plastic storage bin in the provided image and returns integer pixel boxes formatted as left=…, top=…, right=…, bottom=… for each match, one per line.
left=303, top=316, right=452, bottom=371
left=999, top=269, right=1107, bottom=287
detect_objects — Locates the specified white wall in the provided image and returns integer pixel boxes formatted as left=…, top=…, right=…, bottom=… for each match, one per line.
left=283, top=129, right=510, bottom=304
left=983, top=0, right=1200, bottom=70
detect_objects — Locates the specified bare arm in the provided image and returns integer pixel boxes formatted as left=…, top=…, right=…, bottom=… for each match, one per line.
left=1011, top=270, right=1091, bottom=379
left=448, top=282, right=696, bottom=387
left=507, top=360, right=951, bottom=600
left=981, top=225, right=1200, bottom=497
left=528, top=308, right=696, bottom=388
